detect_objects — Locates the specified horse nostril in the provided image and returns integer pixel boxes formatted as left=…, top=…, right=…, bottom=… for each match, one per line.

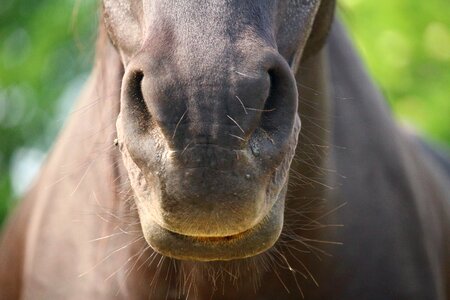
left=126, top=71, right=146, bottom=112
left=122, top=70, right=151, bottom=133
left=260, top=70, right=279, bottom=130
left=258, top=59, right=298, bottom=137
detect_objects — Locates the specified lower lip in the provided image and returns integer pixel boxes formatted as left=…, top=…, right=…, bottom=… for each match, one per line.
left=140, top=198, right=284, bottom=262
left=164, top=223, right=256, bottom=243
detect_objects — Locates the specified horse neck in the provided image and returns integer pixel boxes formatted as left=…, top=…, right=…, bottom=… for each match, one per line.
left=28, top=36, right=124, bottom=222
left=61, top=38, right=124, bottom=207
left=288, top=18, right=408, bottom=220
left=39, top=39, right=164, bottom=295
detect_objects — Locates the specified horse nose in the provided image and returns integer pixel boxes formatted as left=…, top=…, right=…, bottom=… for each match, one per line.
left=120, top=51, right=298, bottom=151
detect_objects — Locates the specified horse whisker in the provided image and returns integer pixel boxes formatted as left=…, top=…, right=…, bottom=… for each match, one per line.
left=234, top=70, right=258, bottom=79
left=227, top=114, right=245, bottom=134
left=172, top=109, right=188, bottom=139
left=78, top=236, right=144, bottom=278
left=245, top=107, right=276, bottom=112
left=228, top=133, right=246, bottom=142
left=235, top=96, right=248, bottom=115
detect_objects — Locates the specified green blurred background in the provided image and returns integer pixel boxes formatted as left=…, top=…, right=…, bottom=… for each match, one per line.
left=0, top=0, right=449, bottom=225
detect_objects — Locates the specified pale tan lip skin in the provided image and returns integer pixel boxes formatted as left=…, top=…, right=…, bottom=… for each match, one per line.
left=142, top=198, right=285, bottom=262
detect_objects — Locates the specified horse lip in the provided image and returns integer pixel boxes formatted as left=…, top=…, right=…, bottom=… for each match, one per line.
left=161, top=223, right=254, bottom=242
left=141, top=196, right=285, bottom=262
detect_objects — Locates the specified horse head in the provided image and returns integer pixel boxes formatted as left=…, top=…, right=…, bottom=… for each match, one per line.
left=103, top=0, right=335, bottom=261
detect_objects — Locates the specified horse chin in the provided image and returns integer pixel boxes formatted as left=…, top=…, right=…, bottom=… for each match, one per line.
left=123, top=154, right=289, bottom=261
left=116, top=113, right=301, bottom=261
left=139, top=191, right=286, bottom=262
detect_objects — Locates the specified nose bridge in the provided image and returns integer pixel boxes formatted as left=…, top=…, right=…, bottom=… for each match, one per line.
left=125, top=5, right=295, bottom=150
left=139, top=57, right=271, bottom=150
left=153, top=13, right=270, bottom=146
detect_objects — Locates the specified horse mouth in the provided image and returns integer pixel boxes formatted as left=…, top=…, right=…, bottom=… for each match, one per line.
left=141, top=196, right=285, bottom=262
left=163, top=226, right=252, bottom=243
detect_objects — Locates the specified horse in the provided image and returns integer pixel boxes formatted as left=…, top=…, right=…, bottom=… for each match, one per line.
left=1, top=1, right=449, bottom=299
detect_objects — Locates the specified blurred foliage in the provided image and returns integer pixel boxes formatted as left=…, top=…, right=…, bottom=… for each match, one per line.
left=340, top=0, right=450, bottom=145
left=0, top=0, right=98, bottom=223
left=0, top=1, right=449, bottom=225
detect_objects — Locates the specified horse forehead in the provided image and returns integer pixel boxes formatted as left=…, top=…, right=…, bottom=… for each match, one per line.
left=105, top=0, right=322, bottom=58
left=105, top=0, right=306, bottom=26
left=131, top=2, right=279, bottom=64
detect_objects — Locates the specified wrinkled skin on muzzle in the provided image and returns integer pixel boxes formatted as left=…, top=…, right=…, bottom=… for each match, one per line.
left=104, top=0, right=330, bottom=261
